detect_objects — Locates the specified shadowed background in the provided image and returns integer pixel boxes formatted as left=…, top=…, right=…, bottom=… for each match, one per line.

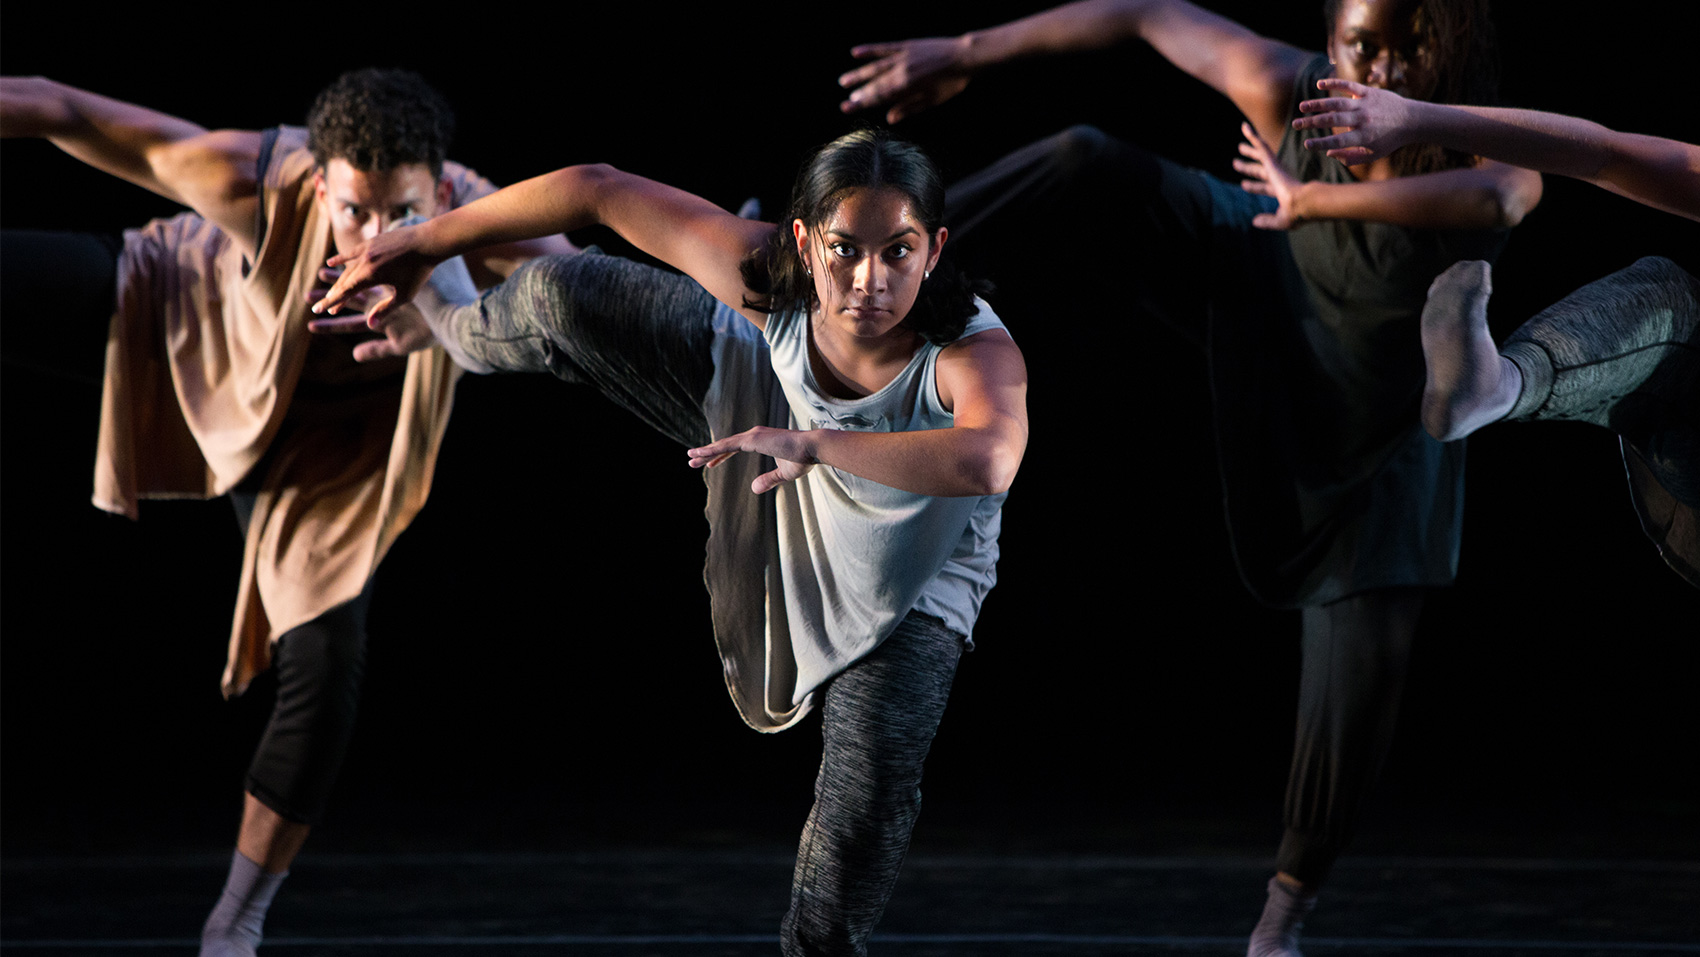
left=2, top=0, right=1693, bottom=910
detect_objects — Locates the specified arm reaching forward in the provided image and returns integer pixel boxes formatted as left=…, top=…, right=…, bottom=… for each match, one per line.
left=1235, top=121, right=1541, bottom=231
left=1294, top=78, right=1700, bottom=221
left=315, top=163, right=773, bottom=327
left=688, top=328, right=1030, bottom=497
left=1, top=76, right=264, bottom=254
left=841, top=0, right=1310, bottom=143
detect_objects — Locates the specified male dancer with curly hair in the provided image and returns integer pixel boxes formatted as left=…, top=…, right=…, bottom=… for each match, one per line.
left=0, top=68, right=569, bottom=955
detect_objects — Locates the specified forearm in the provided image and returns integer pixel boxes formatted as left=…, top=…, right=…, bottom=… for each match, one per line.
left=1422, top=103, right=1700, bottom=221
left=413, top=165, right=613, bottom=261
left=810, top=422, right=1025, bottom=498
left=464, top=234, right=578, bottom=286
left=990, top=0, right=1301, bottom=138
left=1290, top=164, right=1541, bottom=230
left=959, top=0, right=1151, bottom=69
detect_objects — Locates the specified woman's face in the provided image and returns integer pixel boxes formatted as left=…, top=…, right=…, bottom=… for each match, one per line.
left=794, top=186, right=945, bottom=344
left=1328, top=0, right=1437, bottom=100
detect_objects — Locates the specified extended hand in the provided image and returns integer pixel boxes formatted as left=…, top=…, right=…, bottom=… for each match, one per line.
left=688, top=426, right=818, bottom=494
left=311, top=222, right=441, bottom=322
left=838, top=37, right=973, bottom=123
left=306, top=267, right=435, bottom=364
left=1292, top=78, right=1419, bottom=166
left=1234, top=122, right=1303, bottom=230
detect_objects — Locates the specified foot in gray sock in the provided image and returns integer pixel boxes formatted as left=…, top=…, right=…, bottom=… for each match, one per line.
left=201, top=851, right=286, bottom=957
left=413, top=254, right=493, bottom=374
left=1247, top=876, right=1317, bottom=957
left=1420, top=259, right=1523, bottom=441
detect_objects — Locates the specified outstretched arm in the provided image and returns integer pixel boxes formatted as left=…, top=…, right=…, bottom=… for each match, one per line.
left=1, top=76, right=264, bottom=253
left=688, top=329, right=1029, bottom=497
left=841, top=0, right=1311, bottom=142
left=316, top=163, right=772, bottom=327
left=1293, top=79, right=1700, bottom=221
left=1235, top=121, right=1542, bottom=231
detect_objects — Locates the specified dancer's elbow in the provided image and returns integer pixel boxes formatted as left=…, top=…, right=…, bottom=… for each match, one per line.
left=1489, top=166, right=1542, bottom=229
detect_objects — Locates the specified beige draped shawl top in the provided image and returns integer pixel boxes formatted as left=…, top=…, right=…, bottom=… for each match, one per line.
left=93, top=127, right=487, bottom=696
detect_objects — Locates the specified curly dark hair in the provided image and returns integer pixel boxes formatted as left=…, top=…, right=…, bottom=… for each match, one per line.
left=306, top=68, right=455, bottom=177
left=1323, top=0, right=1500, bottom=175
left=740, top=129, right=991, bottom=345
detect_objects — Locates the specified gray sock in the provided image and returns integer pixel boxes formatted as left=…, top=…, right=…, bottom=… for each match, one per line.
left=417, top=255, right=495, bottom=374
left=200, top=851, right=287, bottom=957
left=1247, top=876, right=1317, bottom=957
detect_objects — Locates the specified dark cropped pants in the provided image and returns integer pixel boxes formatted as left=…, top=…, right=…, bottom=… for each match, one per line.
left=943, top=127, right=1426, bottom=886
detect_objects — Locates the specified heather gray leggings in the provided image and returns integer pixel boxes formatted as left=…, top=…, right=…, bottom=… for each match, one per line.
left=448, top=251, right=967, bottom=955
left=1502, top=255, right=1699, bottom=506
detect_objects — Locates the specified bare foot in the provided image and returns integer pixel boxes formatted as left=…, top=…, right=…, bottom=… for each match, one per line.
left=1420, top=260, right=1522, bottom=441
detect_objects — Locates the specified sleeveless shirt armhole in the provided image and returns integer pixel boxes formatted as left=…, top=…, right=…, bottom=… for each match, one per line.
left=250, top=127, right=282, bottom=260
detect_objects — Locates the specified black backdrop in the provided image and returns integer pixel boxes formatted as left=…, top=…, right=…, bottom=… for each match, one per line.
left=2, top=1, right=1694, bottom=857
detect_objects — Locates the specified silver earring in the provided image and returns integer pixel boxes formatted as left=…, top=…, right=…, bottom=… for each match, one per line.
left=924, top=270, right=931, bottom=280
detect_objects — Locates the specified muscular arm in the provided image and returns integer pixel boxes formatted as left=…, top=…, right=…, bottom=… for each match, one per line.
left=1291, top=161, right=1540, bottom=230
left=689, top=329, right=1030, bottom=497
left=1294, top=80, right=1700, bottom=221
left=1, top=76, right=263, bottom=253
left=319, top=163, right=772, bottom=327
left=842, top=0, right=1311, bottom=140
left=462, top=234, right=579, bottom=287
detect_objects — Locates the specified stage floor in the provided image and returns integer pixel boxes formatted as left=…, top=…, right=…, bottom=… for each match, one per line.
left=6, top=799, right=1697, bottom=955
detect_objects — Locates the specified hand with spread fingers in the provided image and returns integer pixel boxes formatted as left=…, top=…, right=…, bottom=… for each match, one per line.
left=1234, top=122, right=1304, bottom=230
left=306, top=265, right=435, bottom=361
left=688, top=426, right=818, bottom=495
left=1292, top=77, right=1422, bottom=166
left=311, top=222, right=444, bottom=323
left=839, top=37, right=975, bottom=123
left=307, top=304, right=437, bottom=362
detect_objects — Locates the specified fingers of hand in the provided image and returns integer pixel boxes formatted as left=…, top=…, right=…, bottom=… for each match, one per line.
left=364, top=292, right=399, bottom=328
left=1325, top=146, right=1375, bottom=165
left=307, top=315, right=369, bottom=334
left=840, top=56, right=892, bottom=88
left=685, top=442, right=737, bottom=469
left=751, top=468, right=785, bottom=495
left=1314, top=77, right=1366, bottom=96
left=848, top=42, right=899, bottom=60
left=1298, top=96, right=1355, bottom=116
left=351, top=339, right=399, bottom=363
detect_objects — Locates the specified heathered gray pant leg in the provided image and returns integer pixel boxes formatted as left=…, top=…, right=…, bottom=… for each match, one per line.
left=781, top=613, right=964, bottom=957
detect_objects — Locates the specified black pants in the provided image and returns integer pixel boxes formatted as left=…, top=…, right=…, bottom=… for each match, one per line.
left=942, top=130, right=1425, bottom=886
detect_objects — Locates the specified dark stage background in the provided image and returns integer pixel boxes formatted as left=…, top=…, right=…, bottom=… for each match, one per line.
left=2, top=0, right=1694, bottom=868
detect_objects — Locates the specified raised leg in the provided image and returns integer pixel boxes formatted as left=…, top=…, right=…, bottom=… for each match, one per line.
left=421, top=252, right=719, bottom=447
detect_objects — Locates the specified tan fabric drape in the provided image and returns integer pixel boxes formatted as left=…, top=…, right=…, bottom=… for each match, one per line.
left=94, top=128, right=477, bottom=696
